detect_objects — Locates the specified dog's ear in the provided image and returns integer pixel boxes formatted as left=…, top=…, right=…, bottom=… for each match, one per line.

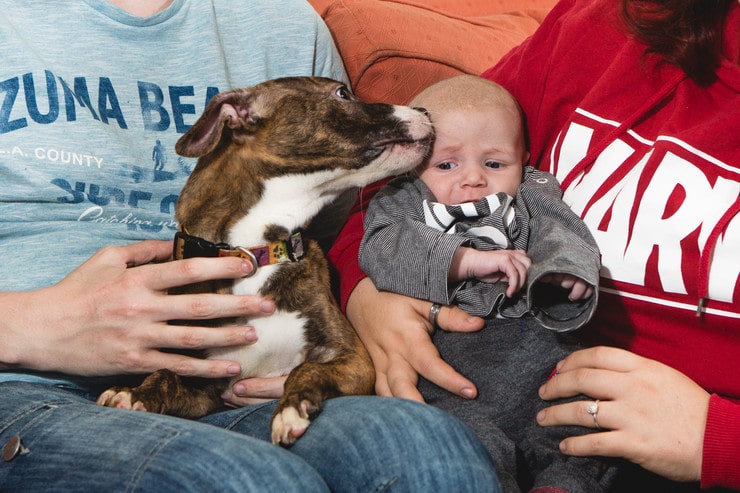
left=175, top=90, right=256, bottom=158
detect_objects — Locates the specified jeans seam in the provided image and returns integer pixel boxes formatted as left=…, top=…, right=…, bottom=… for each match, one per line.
left=216, top=400, right=276, bottom=431
left=125, top=422, right=182, bottom=493
left=0, top=402, right=60, bottom=435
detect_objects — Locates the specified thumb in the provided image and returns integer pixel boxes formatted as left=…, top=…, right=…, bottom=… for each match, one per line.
left=437, top=305, right=484, bottom=333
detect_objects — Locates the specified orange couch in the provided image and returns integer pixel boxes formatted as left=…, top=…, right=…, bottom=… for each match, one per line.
left=308, top=0, right=557, bottom=105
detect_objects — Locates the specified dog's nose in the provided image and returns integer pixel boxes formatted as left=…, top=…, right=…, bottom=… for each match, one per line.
left=413, top=107, right=429, bottom=116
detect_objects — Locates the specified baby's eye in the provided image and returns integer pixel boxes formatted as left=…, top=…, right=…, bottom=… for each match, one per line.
left=485, top=160, right=502, bottom=169
left=436, top=162, right=456, bottom=170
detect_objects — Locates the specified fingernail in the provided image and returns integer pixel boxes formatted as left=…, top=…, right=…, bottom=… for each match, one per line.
left=241, top=261, right=254, bottom=276
left=461, top=387, right=476, bottom=399
left=538, top=384, right=547, bottom=397
left=536, top=410, right=545, bottom=423
left=232, top=383, right=245, bottom=396
left=260, top=300, right=275, bottom=313
left=226, top=364, right=241, bottom=375
left=221, top=390, right=232, bottom=400
left=243, top=327, right=257, bottom=343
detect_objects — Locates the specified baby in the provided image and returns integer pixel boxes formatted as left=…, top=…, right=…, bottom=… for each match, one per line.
left=359, top=75, right=619, bottom=492
left=361, top=75, right=598, bottom=328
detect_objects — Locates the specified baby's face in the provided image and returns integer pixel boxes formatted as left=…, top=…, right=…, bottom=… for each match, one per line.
left=417, top=107, right=528, bottom=205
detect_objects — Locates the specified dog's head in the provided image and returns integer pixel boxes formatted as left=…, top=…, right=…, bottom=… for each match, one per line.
left=176, top=77, right=432, bottom=191
left=174, top=77, right=433, bottom=242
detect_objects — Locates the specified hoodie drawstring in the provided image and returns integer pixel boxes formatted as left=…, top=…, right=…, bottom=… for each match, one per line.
left=697, top=198, right=740, bottom=317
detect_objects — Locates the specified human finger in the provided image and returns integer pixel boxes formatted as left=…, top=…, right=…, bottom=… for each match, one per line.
left=361, top=347, right=395, bottom=397
left=559, top=276, right=576, bottom=290
left=554, top=346, right=643, bottom=375
left=158, top=292, right=275, bottom=322
left=144, top=256, right=257, bottom=291
left=374, top=371, right=393, bottom=397
left=385, top=356, right=425, bottom=402
left=505, top=266, right=524, bottom=297
left=436, top=304, right=485, bottom=333
left=539, top=366, right=626, bottom=402
left=568, top=280, right=593, bottom=300
left=537, top=398, right=619, bottom=431
left=501, top=257, right=529, bottom=296
left=556, top=430, right=631, bottom=460
left=512, top=252, right=531, bottom=287
left=147, top=324, right=258, bottom=355
left=222, top=376, right=286, bottom=407
left=407, top=342, right=477, bottom=400
left=512, top=249, right=532, bottom=268
left=137, top=349, right=243, bottom=379
left=118, top=240, right=175, bottom=267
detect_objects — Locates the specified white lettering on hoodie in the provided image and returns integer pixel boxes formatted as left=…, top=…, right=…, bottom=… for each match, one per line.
left=550, top=109, right=740, bottom=308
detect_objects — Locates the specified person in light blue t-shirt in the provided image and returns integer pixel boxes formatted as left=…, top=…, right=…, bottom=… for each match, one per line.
left=0, top=1, right=500, bottom=491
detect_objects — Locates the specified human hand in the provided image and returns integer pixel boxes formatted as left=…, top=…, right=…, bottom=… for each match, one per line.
left=537, top=346, right=710, bottom=482
left=538, top=273, right=594, bottom=300
left=221, top=375, right=287, bottom=407
left=450, top=247, right=531, bottom=297
left=345, top=278, right=483, bottom=402
left=2, top=241, right=274, bottom=378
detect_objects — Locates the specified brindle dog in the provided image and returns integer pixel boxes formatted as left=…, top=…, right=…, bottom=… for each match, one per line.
left=97, top=77, right=433, bottom=445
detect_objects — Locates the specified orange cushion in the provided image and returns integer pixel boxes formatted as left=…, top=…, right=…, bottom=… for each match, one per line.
left=368, top=0, right=555, bottom=17
left=311, top=0, right=555, bottom=18
left=315, top=0, right=555, bottom=104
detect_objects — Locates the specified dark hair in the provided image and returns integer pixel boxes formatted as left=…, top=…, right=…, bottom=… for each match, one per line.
left=620, top=0, right=734, bottom=85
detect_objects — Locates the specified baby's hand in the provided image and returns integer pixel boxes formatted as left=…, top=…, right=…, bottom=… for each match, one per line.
left=539, top=273, right=594, bottom=301
left=450, top=247, right=531, bottom=297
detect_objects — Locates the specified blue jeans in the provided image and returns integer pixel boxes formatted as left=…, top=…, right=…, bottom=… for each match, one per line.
left=0, top=382, right=500, bottom=492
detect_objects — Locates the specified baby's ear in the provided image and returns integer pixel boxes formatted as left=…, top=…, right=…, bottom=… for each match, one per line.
left=175, top=89, right=256, bottom=158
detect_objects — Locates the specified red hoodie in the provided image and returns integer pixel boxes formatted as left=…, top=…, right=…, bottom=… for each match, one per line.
left=328, top=0, right=740, bottom=488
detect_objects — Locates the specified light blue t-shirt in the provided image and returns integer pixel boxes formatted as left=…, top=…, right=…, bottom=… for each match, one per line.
left=0, top=0, right=348, bottom=387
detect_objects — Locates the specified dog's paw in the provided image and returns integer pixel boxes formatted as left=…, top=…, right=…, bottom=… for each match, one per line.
left=271, top=401, right=313, bottom=446
left=96, top=389, right=148, bottom=412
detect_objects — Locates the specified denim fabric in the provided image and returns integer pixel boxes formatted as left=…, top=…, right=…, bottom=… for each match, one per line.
left=0, top=383, right=500, bottom=492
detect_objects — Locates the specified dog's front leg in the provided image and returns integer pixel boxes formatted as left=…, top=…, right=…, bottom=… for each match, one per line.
left=271, top=347, right=375, bottom=445
left=97, top=369, right=227, bottom=418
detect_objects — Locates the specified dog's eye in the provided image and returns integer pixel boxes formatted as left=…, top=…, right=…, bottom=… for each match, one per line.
left=335, top=86, right=351, bottom=100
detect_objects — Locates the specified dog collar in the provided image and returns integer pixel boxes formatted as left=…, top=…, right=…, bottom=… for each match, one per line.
left=173, top=228, right=305, bottom=275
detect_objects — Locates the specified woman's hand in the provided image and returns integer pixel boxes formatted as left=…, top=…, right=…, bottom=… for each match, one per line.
left=537, top=346, right=710, bottom=482
left=345, top=277, right=484, bottom=402
left=0, top=240, right=275, bottom=378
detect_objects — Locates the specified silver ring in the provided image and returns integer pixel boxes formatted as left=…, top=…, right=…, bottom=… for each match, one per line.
left=428, top=303, right=442, bottom=329
left=586, top=400, right=600, bottom=429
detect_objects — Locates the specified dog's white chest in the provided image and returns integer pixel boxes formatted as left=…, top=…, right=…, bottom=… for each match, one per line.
left=206, top=269, right=307, bottom=379
left=208, top=309, right=307, bottom=379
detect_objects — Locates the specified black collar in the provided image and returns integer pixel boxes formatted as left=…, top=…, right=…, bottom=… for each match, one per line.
left=173, top=228, right=305, bottom=275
